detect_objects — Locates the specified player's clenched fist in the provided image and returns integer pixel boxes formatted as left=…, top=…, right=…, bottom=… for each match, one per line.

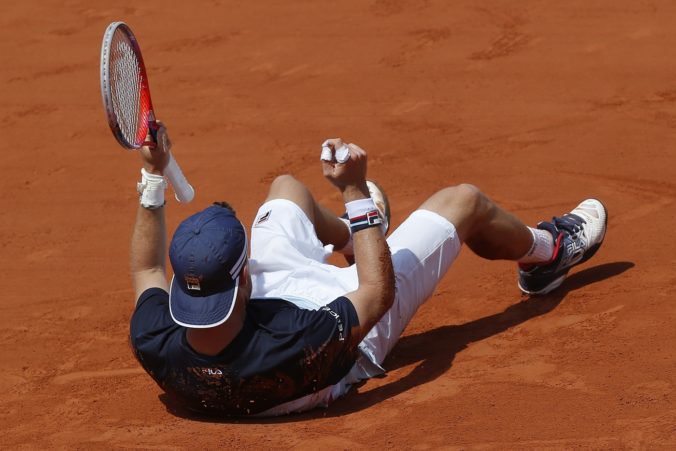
left=140, top=121, right=171, bottom=175
left=321, top=138, right=368, bottom=194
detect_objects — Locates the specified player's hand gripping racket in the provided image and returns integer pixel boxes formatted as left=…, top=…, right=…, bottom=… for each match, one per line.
left=100, top=21, right=194, bottom=203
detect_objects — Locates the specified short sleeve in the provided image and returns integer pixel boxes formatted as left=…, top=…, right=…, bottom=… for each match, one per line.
left=130, top=288, right=174, bottom=341
left=319, top=296, right=360, bottom=344
left=129, top=288, right=180, bottom=381
left=291, top=296, right=361, bottom=387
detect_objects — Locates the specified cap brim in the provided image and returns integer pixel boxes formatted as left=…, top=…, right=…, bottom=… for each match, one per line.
left=169, top=275, right=239, bottom=328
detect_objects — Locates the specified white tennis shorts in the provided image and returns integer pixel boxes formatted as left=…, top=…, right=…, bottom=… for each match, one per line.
left=248, top=199, right=462, bottom=416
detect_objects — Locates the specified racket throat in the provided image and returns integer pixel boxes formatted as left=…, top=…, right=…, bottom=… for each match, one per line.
left=144, top=114, right=159, bottom=148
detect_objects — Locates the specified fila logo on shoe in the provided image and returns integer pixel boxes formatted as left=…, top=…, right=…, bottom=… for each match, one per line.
left=566, top=239, right=587, bottom=264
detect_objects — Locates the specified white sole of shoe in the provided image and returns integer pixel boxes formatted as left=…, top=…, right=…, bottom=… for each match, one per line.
left=518, top=274, right=567, bottom=295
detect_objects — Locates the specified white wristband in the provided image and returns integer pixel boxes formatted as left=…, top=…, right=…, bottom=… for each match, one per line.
left=345, top=198, right=377, bottom=219
left=137, top=168, right=167, bottom=209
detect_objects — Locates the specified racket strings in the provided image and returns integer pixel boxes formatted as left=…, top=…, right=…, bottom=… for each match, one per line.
left=109, top=31, right=149, bottom=147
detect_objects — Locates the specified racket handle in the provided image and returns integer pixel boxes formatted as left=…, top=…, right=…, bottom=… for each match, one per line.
left=165, top=155, right=195, bottom=203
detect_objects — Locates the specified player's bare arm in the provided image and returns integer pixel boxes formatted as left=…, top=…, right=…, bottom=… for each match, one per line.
left=322, top=139, right=395, bottom=341
left=130, top=124, right=171, bottom=301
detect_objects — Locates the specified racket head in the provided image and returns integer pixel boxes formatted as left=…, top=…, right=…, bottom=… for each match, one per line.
left=100, top=22, right=156, bottom=149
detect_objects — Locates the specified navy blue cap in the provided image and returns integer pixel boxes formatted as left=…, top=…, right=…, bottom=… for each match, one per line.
left=168, top=205, right=248, bottom=328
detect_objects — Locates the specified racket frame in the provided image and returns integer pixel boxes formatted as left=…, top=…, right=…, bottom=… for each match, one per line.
left=100, top=21, right=195, bottom=203
left=100, top=21, right=157, bottom=150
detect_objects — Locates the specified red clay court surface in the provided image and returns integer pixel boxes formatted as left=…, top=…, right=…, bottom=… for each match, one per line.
left=1, top=1, right=675, bottom=449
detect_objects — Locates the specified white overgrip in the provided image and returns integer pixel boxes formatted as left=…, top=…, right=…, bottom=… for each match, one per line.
left=164, top=154, right=195, bottom=203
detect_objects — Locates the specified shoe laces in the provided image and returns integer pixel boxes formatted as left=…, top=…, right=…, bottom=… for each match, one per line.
left=551, top=213, right=586, bottom=240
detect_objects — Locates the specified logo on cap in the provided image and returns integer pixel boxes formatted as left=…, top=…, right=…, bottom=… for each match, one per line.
left=185, top=275, right=202, bottom=291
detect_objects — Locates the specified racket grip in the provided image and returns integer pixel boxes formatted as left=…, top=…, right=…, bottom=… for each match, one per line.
left=165, top=155, right=195, bottom=203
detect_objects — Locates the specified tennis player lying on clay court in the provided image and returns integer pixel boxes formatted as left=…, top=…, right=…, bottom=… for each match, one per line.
left=129, top=124, right=607, bottom=416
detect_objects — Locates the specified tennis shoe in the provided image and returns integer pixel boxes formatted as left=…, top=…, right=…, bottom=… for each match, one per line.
left=518, top=199, right=608, bottom=295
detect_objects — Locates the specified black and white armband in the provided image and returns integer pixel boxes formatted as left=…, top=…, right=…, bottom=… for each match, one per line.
left=345, top=198, right=383, bottom=233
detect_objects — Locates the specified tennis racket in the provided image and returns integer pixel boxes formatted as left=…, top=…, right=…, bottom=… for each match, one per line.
left=100, top=21, right=194, bottom=203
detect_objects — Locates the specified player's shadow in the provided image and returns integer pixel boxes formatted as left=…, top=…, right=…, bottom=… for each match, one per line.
left=160, top=261, right=633, bottom=422
left=322, top=260, right=634, bottom=418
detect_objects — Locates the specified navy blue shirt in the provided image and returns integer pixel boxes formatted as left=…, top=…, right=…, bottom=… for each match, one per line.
left=130, top=288, right=360, bottom=416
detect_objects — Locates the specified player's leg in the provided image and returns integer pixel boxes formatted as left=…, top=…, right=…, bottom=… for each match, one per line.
left=420, top=185, right=608, bottom=294
left=265, top=174, right=349, bottom=250
left=343, top=199, right=462, bottom=378
left=356, top=184, right=536, bottom=367
left=249, top=175, right=350, bottom=301
left=418, top=183, right=533, bottom=260
left=356, top=183, right=607, bottom=368
left=354, top=184, right=530, bottom=368
left=345, top=185, right=532, bottom=385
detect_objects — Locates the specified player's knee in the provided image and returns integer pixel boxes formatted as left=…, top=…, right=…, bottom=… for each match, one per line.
left=420, top=183, right=492, bottom=239
left=268, top=174, right=301, bottom=198
left=270, top=174, right=298, bottom=191
left=423, top=183, right=484, bottom=214
left=265, top=175, right=316, bottom=220
left=454, top=183, right=490, bottom=220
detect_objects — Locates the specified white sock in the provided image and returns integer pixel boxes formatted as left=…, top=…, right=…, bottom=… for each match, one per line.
left=518, top=227, right=555, bottom=264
